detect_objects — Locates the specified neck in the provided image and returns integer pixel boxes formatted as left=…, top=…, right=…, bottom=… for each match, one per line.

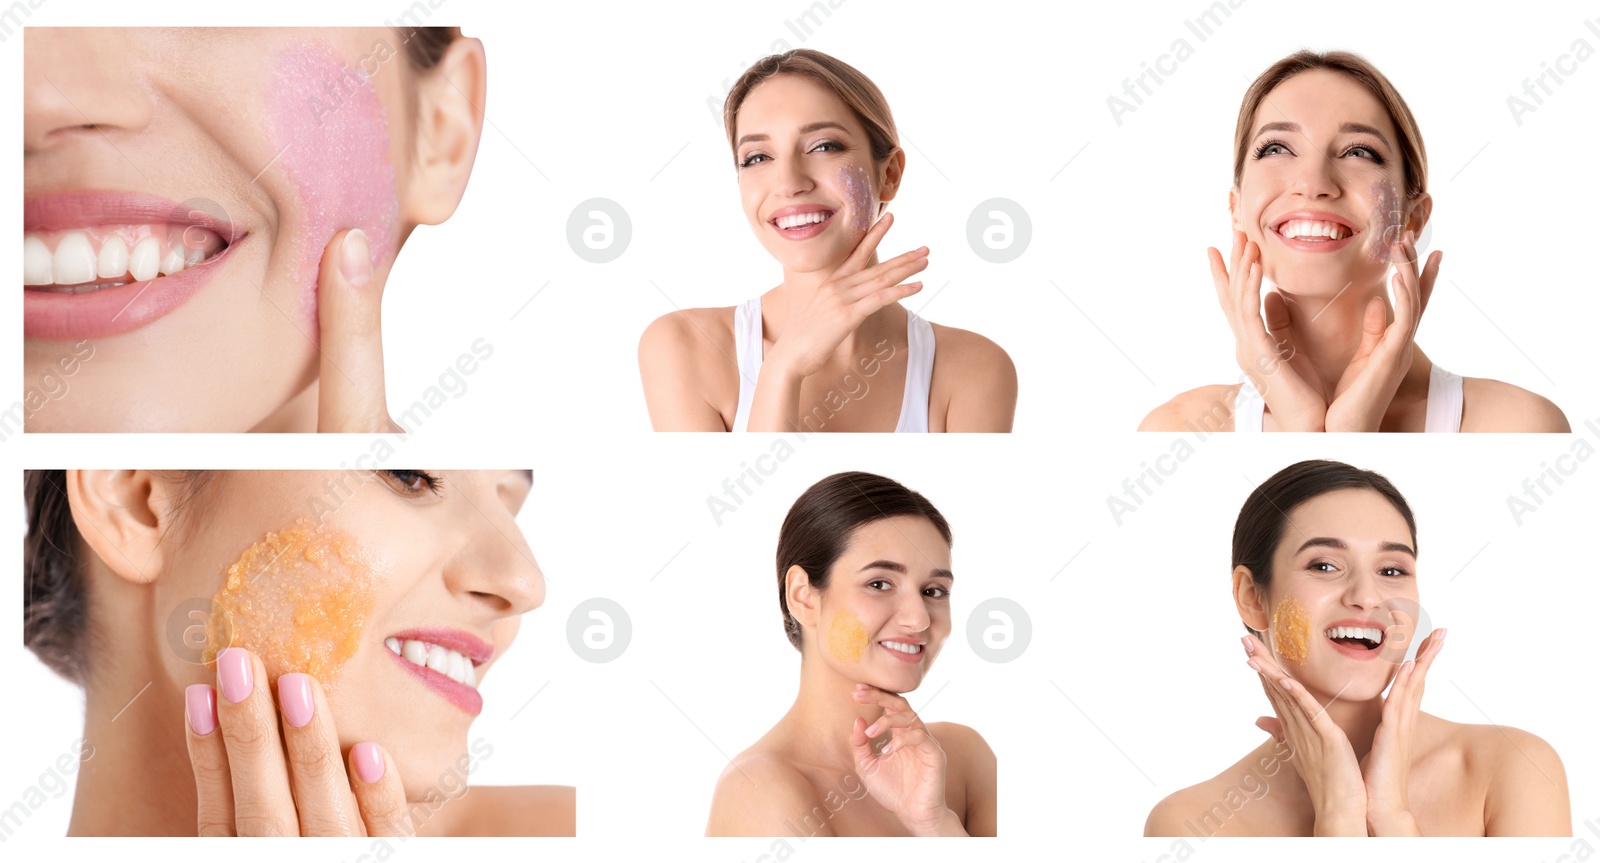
left=779, top=651, right=898, bottom=770
left=1279, top=276, right=1429, bottom=401
left=69, top=673, right=197, bottom=835
left=1321, top=692, right=1386, bottom=762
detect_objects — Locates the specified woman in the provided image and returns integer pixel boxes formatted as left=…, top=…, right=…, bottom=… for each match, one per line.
left=706, top=472, right=997, bottom=836
left=22, top=28, right=486, bottom=432
left=1146, top=460, right=1569, bottom=836
left=1139, top=51, right=1567, bottom=432
left=23, top=470, right=574, bottom=836
left=639, top=50, right=1017, bottom=432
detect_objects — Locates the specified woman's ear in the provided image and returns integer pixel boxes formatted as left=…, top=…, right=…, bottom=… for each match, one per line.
left=785, top=564, right=820, bottom=632
left=1228, top=187, right=1242, bottom=233
left=1405, top=191, right=1433, bottom=237
left=64, top=470, right=172, bottom=585
left=400, top=36, right=487, bottom=227
left=876, top=148, right=907, bottom=209
left=1233, top=565, right=1269, bottom=632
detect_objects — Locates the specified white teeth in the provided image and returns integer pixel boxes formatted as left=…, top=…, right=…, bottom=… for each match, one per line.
left=393, top=637, right=479, bottom=688
left=1324, top=625, right=1384, bottom=644
left=97, top=236, right=129, bottom=280
left=776, top=211, right=831, bottom=230
left=53, top=232, right=97, bottom=285
left=1279, top=219, right=1351, bottom=241
left=23, top=235, right=53, bottom=285
left=158, top=247, right=186, bottom=277
left=879, top=640, right=923, bottom=655
left=128, top=237, right=161, bottom=282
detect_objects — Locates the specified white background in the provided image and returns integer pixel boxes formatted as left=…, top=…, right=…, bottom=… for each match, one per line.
left=5, top=0, right=1600, bottom=861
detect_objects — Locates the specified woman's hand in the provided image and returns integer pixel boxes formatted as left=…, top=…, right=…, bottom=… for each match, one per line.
left=316, top=229, right=405, bottom=433
left=848, top=684, right=965, bottom=836
left=1361, top=626, right=1446, bottom=836
left=184, top=646, right=411, bottom=836
left=1324, top=232, right=1442, bottom=432
left=1210, top=232, right=1328, bottom=431
left=763, top=212, right=928, bottom=380
left=1244, top=634, right=1367, bottom=836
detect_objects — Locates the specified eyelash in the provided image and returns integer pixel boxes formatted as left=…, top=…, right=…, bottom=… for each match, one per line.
left=866, top=579, right=950, bottom=599
left=383, top=470, right=443, bottom=497
left=738, top=140, right=845, bottom=169
left=1308, top=560, right=1411, bottom=578
left=1252, top=139, right=1386, bottom=165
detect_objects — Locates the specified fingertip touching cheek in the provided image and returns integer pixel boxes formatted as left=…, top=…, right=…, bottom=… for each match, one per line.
left=267, top=41, right=401, bottom=328
left=206, top=519, right=378, bottom=686
left=1271, top=594, right=1311, bottom=665
left=827, top=608, right=869, bottom=663
left=839, top=165, right=873, bottom=235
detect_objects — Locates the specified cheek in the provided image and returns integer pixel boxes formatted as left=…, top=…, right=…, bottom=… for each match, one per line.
left=1271, top=594, right=1311, bottom=665
left=206, top=520, right=377, bottom=686
left=837, top=165, right=873, bottom=235
left=267, top=42, right=401, bottom=329
left=1367, top=179, right=1401, bottom=264
left=827, top=608, right=869, bottom=663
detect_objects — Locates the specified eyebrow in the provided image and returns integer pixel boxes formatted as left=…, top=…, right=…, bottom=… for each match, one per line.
left=859, top=559, right=954, bottom=581
left=736, top=121, right=851, bottom=149
left=1294, top=537, right=1415, bottom=557
left=1253, top=120, right=1392, bottom=149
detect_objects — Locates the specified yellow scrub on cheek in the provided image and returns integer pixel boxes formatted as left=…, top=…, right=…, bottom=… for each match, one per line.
left=1272, top=596, right=1311, bottom=665
left=827, top=610, right=869, bottom=663
left=205, top=520, right=376, bottom=685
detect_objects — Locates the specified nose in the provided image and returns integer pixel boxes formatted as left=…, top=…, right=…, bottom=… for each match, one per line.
left=894, top=590, right=932, bottom=633
left=1289, top=150, right=1341, bottom=200
left=444, top=487, right=547, bottom=618
left=25, top=30, right=155, bottom=154
left=774, top=151, right=816, bottom=198
left=1342, top=568, right=1382, bottom=611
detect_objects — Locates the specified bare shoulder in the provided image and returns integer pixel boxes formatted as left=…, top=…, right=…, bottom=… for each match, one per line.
left=1146, top=778, right=1226, bottom=837
left=1431, top=715, right=1569, bottom=835
left=638, top=306, right=737, bottom=361
left=706, top=747, right=825, bottom=837
left=1146, top=740, right=1294, bottom=837
left=429, top=785, right=575, bottom=836
left=926, top=721, right=994, bottom=764
left=928, top=323, right=1017, bottom=432
left=1461, top=377, right=1570, bottom=432
left=1139, top=383, right=1241, bottom=432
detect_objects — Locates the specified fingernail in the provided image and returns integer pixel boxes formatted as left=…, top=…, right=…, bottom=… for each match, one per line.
left=186, top=684, right=217, bottom=736
left=352, top=742, right=385, bottom=784
left=217, top=647, right=254, bottom=704
left=865, top=723, right=880, bottom=737
left=1242, top=637, right=1254, bottom=655
left=1248, top=660, right=1262, bottom=672
left=340, top=229, right=372, bottom=288
left=278, top=673, right=315, bottom=729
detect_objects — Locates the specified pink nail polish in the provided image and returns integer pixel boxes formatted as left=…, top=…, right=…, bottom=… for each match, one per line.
left=186, top=684, right=217, bottom=736
left=352, top=742, right=385, bottom=784
left=278, top=673, right=315, bottom=728
left=217, top=647, right=254, bottom=704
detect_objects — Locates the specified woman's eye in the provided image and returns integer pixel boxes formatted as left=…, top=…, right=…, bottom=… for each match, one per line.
left=867, top=579, right=892, bottom=591
left=924, top=586, right=949, bottom=599
left=1345, top=144, right=1383, bottom=162
left=1254, top=140, right=1291, bottom=158
left=809, top=140, right=843, bottom=153
left=1308, top=561, right=1337, bottom=573
left=383, top=470, right=442, bottom=496
left=739, top=152, right=770, bottom=168
left=1379, top=566, right=1410, bottom=577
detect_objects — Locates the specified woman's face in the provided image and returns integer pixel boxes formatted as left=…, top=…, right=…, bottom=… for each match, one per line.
left=1230, top=69, right=1421, bottom=297
left=733, top=74, right=888, bottom=275
left=811, top=516, right=952, bottom=694
left=24, top=29, right=423, bottom=431
left=154, top=470, right=543, bottom=799
left=1256, top=488, right=1420, bottom=702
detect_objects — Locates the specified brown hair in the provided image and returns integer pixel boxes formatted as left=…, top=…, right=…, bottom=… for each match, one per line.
left=722, top=49, right=899, bottom=166
left=775, top=472, right=951, bottom=651
left=1233, top=51, right=1428, bottom=200
left=401, top=27, right=459, bottom=71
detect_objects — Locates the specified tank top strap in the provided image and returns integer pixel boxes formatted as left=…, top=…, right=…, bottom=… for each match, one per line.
left=895, top=310, right=936, bottom=433
left=730, top=297, right=763, bottom=432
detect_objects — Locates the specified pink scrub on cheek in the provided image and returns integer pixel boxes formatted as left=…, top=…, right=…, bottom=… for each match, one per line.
left=267, top=42, right=401, bottom=327
left=1368, top=179, right=1401, bottom=265
left=839, top=165, right=874, bottom=236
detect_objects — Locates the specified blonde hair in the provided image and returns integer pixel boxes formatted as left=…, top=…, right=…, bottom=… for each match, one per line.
left=722, top=49, right=899, bottom=166
left=1234, top=51, right=1427, bottom=199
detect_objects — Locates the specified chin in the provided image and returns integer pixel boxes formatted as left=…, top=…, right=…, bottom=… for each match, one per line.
left=1265, top=259, right=1380, bottom=297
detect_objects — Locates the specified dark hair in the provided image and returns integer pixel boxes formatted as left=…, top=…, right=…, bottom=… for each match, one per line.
left=775, top=472, right=951, bottom=651
left=24, top=470, right=214, bottom=684
left=401, top=27, right=459, bottom=72
left=1233, top=460, right=1418, bottom=595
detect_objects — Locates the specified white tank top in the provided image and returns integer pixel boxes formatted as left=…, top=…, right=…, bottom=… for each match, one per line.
left=1232, top=363, right=1464, bottom=432
left=729, top=296, right=935, bottom=433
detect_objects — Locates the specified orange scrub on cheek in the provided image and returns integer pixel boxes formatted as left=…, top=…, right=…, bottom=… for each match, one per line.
left=827, top=610, right=869, bottom=663
left=205, top=520, right=376, bottom=686
left=1272, top=596, right=1311, bottom=665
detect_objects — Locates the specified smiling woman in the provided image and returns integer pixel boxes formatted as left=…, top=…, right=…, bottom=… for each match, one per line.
left=638, top=49, right=1017, bottom=433
left=21, top=469, right=574, bottom=836
left=21, top=28, right=487, bottom=432
left=706, top=471, right=997, bottom=837
left=1145, top=460, right=1570, bottom=837
left=1138, top=50, right=1569, bottom=433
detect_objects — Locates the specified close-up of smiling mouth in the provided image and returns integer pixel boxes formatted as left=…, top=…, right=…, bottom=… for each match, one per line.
left=878, top=637, right=926, bottom=663
left=1323, top=618, right=1387, bottom=660
left=384, top=627, right=494, bottom=717
left=1269, top=210, right=1360, bottom=252
left=23, top=191, right=243, bottom=340
left=768, top=204, right=836, bottom=240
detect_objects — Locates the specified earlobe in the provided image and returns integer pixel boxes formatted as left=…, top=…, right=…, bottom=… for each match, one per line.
left=399, top=36, right=487, bottom=227
left=1233, top=565, right=1269, bottom=632
left=65, top=470, right=168, bottom=585
left=785, top=565, right=818, bottom=630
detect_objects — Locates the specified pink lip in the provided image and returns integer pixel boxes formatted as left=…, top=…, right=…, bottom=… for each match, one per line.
left=877, top=638, right=926, bottom=664
left=385, top=628, right=495, bottom=718
left=1267, top=210, right=1360, bottom=254
left=24, top=191, right=246, bottom=341
left=767, top=204, right=837, bottom=242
